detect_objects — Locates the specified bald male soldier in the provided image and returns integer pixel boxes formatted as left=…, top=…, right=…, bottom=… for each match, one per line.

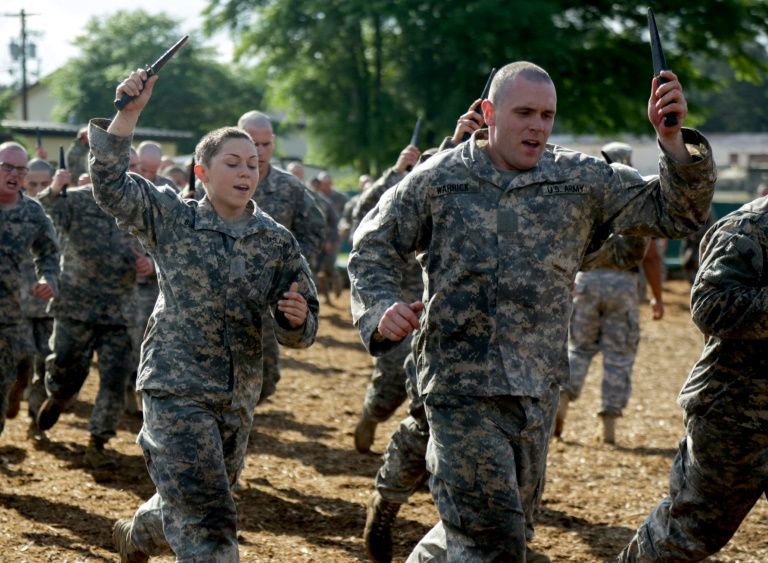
left=14, top=159, right=57, bottom=433
left=136, top=141, right=177, bottom=190
left=349, top=61, right=716, bottom=561
left=0, top=142, right=59, bottom=436
left=237, top=110, right=325, bottom=402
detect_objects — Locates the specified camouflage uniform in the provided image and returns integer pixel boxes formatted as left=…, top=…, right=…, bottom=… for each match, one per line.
left=0, top=195, right=59, bottom=427
left=125, top=174, right=175, bottom=409
left=564, top=234, right=650, bottom=416
left=619, top=196, right=768, bottom=562
left=65, top=140, right=89, bottom=182
left=338, top=192, right=361, bottom=244
left=317, top=188, right=347, bottom=293
left=352, top=167, right=424, bottom=424
left=128, top=268, right=159, bottom=374
left=327, top=188, right=349, bottom=217
left=376, top=337, right=429, bottom=502
left=253, top=165, right=324, bottom=402
left=679, top=205, right=717, bottom=285
left=314, top=191, right=341, bottom=285
left=349, top=128, right=715, bottom=560
left=38, top=184, right=137, bottom=441
left=18, top=256, right=54, bottom=418
left=351, top=167, right=404, bottom=235
left=125, top=262, right=159, bottom=416
left=88, top=119, right=319, bottom=561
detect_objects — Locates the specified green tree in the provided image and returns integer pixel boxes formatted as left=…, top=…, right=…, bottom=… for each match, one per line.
left=204, top=0, right=768, bottom=173
left=49, top=10, right=264, bottom=152
left=689, top=43, right=768, bottom=132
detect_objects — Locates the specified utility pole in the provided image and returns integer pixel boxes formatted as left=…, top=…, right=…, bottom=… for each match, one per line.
left=4, top=9, right=39, bottom=120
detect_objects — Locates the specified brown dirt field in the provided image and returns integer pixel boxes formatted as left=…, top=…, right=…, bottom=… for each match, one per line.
left=1, top=279, right=766, bottom=562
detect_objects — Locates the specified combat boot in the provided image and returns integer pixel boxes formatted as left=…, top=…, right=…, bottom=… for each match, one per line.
left=526, top=546, right=552, bottom=563
left=354, top=413, right=377, bottom=453
left=112, top=518, right=148, bottom=563
left=364, top=491, right=401, bottom=563
left=27, top=420, right=48, bottom=443
left=601, top=413, right=618, bottom=445
left=84, top=435, right=118, bottom=469
left=553, top=392, right=570, bottom=438
left=6, top=374, right=29, bottom=419
left=36, top=396, right=66, bottom=431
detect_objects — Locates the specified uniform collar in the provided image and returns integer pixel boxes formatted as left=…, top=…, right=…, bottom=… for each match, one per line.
left=193, top=196, right=263, bottom=238
left=461, top=130, right=567, bottom=190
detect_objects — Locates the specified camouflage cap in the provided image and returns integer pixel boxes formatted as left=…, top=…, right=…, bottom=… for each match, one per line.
left=601, top=142, right=633, bottom=166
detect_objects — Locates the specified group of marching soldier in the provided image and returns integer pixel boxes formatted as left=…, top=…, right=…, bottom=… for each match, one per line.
left=1, top=56, right=766, bottom=563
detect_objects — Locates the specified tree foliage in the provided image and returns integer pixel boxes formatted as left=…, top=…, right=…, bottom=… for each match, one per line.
left=689, top=43, right=768, bottom=132
left=203, top=0, right=768, bottom=173
left=49, top=10, right=264, bottom=152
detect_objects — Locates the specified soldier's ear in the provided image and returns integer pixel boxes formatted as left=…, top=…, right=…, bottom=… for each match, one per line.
left=482, top=99, right=495, bottom=127
left=194, top=163, right=207, bottom=183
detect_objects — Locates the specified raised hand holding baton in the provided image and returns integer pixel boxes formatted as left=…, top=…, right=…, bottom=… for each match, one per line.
left=58, top=146, right=68, bottom=198
left=114, top=35, right=189, bottom=111
left=462, top=67, right=497, bottom=142
left=405, top=117, right=422, bottom=172
left=647, top=8, right=677, bottom=127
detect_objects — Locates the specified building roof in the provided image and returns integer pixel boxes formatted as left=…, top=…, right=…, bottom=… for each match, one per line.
left=1, top=119, right=194, bottom=141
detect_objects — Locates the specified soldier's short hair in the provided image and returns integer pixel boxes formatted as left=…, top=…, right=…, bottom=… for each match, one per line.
left=489, top=61, right=553, bottom=105
left=0, top=141, right=27, bottom=156
left=137, top=141, right=163, bottom=159
left=28, top=158, right=54, bottom=175
left=237, top=111, right=273, bottom=132
left=601, top=142, right=633, bottom=166
left=195, top=127, right=253, bottom=167
left=163, top=165, right=185, bottom=176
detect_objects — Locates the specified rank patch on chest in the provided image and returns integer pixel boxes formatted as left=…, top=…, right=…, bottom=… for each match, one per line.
left=428, top=183, right=477, bottom=197
left=542, top=184, right=589, bottom=195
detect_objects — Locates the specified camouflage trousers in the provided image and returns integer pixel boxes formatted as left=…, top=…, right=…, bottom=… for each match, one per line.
left=259, top=314, right=280, bottom=402
left=411, top=388, right=558, bottom=562
left=565, top=270, right=640, bottom=416
left=0, top=324, right=24, bottom=421
left=362, top=335, right=411, bottom=422
left=376, top=346, right=429, bottom=503
left=22, top=317, right=53, bottom=418
left=129, top=391, right=251, bottom=562
left=45, top=318, right=132, bottom=440
left=619, top=412, right=768, bottom=562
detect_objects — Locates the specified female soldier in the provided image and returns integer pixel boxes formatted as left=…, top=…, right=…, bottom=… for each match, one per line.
left=90, top=69, right=319, bottom=562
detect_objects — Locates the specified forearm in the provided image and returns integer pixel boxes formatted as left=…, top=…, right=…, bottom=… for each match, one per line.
left=107, top=109, right=140, bottom=138
left=642, top=242, right=664, bottom=303
left=658, top=131, right=693, bottom=165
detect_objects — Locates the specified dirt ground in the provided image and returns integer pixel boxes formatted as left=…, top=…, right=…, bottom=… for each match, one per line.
left=0, top=279, right=766, bottom=562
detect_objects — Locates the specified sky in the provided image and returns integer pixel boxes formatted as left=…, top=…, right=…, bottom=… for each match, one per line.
left=0, top=0, right=234, bottom=87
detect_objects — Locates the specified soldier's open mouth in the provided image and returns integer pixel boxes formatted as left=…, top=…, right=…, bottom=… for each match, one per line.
left=234, top=185, right=250, bottom=192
